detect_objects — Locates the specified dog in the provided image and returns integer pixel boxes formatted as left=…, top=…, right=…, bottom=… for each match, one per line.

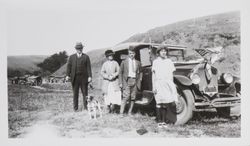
left=86, top=96, right=103, bottom=119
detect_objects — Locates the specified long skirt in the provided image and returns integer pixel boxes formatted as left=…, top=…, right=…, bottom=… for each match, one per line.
left=104, top=82, right=121, bottom=105
left=154, top=79, right=178, bottom=104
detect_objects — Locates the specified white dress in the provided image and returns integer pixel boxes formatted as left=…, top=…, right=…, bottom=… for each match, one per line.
left=152, top=57, right=178, bottom=104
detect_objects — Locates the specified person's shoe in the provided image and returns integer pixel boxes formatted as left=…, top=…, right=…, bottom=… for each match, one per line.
left=128, top=112, right=133, bottom=116
left=162, top=122, right=168, bottom=128
left=119, top=114, right=125, bottom=118
left=157, top=123, right=163, bottom=128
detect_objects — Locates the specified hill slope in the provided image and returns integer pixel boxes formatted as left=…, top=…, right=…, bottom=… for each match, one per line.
left=123, top=11, right=240, bottom=47
left=7, top=55, right=48, bottom=75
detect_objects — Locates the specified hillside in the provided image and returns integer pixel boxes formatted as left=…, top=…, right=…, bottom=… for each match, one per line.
left=7, top=55, right=48, bottom=77
left=52, top=11, right=240, bottom=87
left=123, top=12, right=240, bottom=45
left=122, top=11, right=240, bottom=76
left=8, top=55, right=48, bottom=71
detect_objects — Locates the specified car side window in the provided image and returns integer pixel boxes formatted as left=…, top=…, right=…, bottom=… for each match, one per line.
left=168, top=49, right=183, bottom=62
left=140, top=48, right=151, bottom=67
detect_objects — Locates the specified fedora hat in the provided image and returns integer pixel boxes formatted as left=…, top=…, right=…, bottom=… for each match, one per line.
left=75, top=42, right=84, bottom=50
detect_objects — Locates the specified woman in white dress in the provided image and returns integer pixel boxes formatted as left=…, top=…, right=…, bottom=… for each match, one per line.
left=101, top=50, right=121, bottom=113
left=152, top=46, right=178, bottom=128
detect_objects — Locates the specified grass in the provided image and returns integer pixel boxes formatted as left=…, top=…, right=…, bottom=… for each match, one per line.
left=8, top=84, right=240, bottom=138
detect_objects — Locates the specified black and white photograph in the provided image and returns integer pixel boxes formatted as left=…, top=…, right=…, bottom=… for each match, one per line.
left=0, top=0, right=250, bottom=145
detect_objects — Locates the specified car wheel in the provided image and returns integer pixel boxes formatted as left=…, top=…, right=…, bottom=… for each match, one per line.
left=175, top=87, right=194, bottom=125
left=216, top=107, right=231, bottom=118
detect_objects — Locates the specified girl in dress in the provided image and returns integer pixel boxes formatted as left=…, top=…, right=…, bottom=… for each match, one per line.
left=152, top=46, right=178, bottom=128
left=101, top=50, right=121, bottom=113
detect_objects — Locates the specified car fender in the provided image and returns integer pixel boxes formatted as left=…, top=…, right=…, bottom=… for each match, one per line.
left=174, top=75, right=192, bottom=86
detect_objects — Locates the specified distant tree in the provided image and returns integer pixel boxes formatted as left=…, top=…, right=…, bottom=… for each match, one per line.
left=33, top=70, right=42, bottom=76
left=37, top=51, right=68, bottom=73
left=8, top=69, right=21, bottom=78
left=7, top=69, right=32, bottom=77
left=40, top=70, right=51, bottom=77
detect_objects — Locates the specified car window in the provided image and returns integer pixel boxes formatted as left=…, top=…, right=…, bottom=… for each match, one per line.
left=168, top=50, right=182, bottom=56
left=168, top=49, right=184, bottom=61
left=120, top=54, right=128, bottom=60
left=140, top=47, right=151, bottom=67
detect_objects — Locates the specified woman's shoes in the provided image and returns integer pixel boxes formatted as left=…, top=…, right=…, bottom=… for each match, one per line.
left=162, top=122, right=168, bottom=128
left=157, top=123, right=163, bottom=128
left=157, top=122, right=168, bottom=128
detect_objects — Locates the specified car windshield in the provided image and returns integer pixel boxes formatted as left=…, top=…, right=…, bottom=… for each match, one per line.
left=139, top=47, right=185, bottom=67
left=137, top=47, right=186, bottom=67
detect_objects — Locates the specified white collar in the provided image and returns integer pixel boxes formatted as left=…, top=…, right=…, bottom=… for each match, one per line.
left=129, top=57, right=135, bottom=61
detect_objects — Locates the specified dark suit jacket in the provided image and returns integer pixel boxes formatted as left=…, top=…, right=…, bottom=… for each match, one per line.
left=66, top=53, right=92, bottom=84
left=119, top=58, right=142, bottom=90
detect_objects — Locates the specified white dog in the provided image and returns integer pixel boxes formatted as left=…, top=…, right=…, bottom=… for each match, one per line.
left=86, top=96, right=103, bottom=119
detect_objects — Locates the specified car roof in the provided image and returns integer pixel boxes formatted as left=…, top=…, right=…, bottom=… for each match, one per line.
left=112, top=42, right=187, bottom=52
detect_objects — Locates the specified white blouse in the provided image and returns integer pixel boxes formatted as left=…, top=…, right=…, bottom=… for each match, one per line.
left=152, top=57, right=176, bottom=81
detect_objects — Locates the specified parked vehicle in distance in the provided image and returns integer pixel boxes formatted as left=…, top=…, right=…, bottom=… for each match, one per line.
left=27, top=75, right=42, bottom=86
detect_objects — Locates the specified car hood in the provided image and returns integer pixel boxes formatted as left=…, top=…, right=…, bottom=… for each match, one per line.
left=174, top=59, right=204, bottom=76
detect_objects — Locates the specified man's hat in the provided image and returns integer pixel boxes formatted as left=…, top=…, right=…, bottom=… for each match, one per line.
left=105, top=50, right=114, bottom=57
left=75, top=42, right=84, bottom=50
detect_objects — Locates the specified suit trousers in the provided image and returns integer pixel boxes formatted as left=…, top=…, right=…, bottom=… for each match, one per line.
left=72, top=74, right=88, bottom=111
left=120, top=78, right=137, bottom=114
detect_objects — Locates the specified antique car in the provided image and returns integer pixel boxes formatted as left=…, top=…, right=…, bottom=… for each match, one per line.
left=112, top=42, right=241, bottom=125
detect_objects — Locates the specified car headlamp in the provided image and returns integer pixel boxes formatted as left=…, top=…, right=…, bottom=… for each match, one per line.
left=222, top=73, right=233, bottom=84
left=190, top=73, right=201, bottom=84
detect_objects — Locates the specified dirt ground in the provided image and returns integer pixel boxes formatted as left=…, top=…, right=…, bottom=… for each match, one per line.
left=8, top=84, right=241, bottom=138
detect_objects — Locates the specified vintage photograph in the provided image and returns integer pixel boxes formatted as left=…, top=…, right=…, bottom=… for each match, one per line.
left=5, top=0, right=242, bottom=138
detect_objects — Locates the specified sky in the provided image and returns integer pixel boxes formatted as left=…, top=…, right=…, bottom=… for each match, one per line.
left=5, top=0, right=243, bottom=56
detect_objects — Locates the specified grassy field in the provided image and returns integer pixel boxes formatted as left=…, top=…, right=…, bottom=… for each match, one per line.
left=8, top=83, right=240, bottom=138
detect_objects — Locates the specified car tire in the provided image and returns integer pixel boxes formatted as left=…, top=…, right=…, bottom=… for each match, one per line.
left=175, top=87, right=194, bottom=125
left=216, top=107, right=231, bottom=118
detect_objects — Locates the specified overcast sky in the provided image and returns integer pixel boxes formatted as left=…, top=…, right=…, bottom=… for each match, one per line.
left=5, top=0, right=242, bottom=56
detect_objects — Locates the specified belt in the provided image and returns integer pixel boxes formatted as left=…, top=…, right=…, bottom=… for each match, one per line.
left=128, top=77, right=136, bottom=79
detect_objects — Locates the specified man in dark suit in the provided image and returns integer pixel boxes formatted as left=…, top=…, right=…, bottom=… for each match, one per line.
left=66, top=42, right=92, bottom=112
left=119, top=46, right=142, bottom=115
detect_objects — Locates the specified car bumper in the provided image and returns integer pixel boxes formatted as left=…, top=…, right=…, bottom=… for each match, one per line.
left=210, top=97, right=241, bottom=108
left=195, top=97, right=241, bottom=108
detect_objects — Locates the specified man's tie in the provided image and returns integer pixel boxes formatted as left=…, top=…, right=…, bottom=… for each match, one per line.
left=132, top=59, right=135, bottom=73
